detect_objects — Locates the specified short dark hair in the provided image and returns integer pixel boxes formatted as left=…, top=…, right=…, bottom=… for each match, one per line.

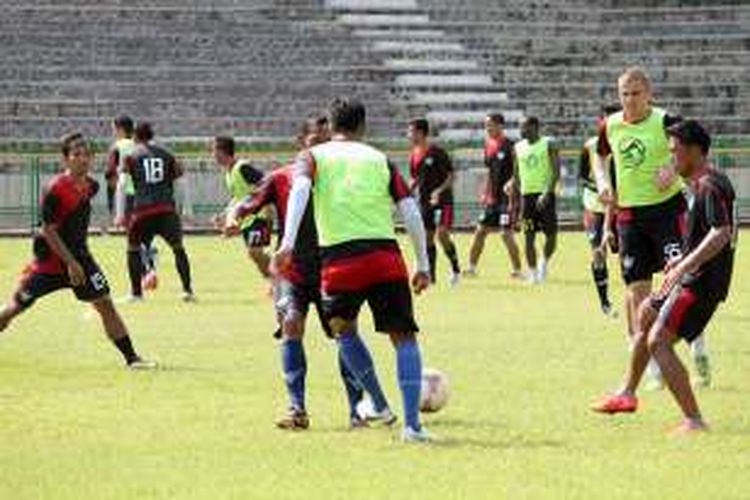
left=601, top=103, right=622, bottom=116
left=409, top=118, right=430, bottom=136
left=214, top=136, right=235, bottom=156
left=487, top=113, right=505, bottom=125
left=113, top=115, right=134, bottom=136
left=667, top=119, right=711, bottom=155
left=60, top=132, right=86, bottom=157
left=298, top=112, right=328, bottom=138
left=524, top=116, right=540, bottom=128
left=134, top=122, right=154, bottom=142
left=328, top=97, right=366, bottom=134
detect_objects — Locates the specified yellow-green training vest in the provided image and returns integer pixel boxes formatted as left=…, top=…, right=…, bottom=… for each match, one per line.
left=115, top=138, right=136, bottom=196
left=515, top=136, right=553, bottom=195
left=225, top=159, right=265, bottom=230
left=606, top=107, right=682, bottom=207
left=310, top=141, right=396, bottom=247
left=582, top=136, right=605, bottom=213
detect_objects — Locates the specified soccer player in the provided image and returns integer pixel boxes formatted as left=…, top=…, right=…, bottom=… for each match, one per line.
left=465, top=113, right=523, bottom=278
left=211, top=136, right=272, bottom=279
left=227, top=114, right=395, bottom=430
left=0, top=133, right=156, bottom=369
left=109, top=115, right=158, bottom=292
left=579, top=104, right=621, bottom=315
left=274, top=98, right=432, bottom=442
left=116, top=123, right=194, bottom=302
left=592, top=120, right=736, bottom=434
left=407, top=118, right=461, bottom=285
left=512, top=116, right=560, bottom=283
left=593, top=68, right=710, bottom=387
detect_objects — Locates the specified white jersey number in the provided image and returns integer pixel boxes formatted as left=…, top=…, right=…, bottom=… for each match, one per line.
left=143, top=158, right=165, bottom=184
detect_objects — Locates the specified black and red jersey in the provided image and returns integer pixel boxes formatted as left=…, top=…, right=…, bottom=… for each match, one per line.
left=684, top=167, right=736, bottom=301
left=483, top=135, right=514, bottom=205
left=236, top=165, right=319, bottom=284
left=32, top=173, right=99, bottom=274
left=124, top=143, right=180, bottom=218
left=409, top=144, right=453, bottom=207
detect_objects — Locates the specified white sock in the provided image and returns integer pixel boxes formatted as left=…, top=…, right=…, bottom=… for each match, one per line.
left=691, top=335, right=708, bottom=358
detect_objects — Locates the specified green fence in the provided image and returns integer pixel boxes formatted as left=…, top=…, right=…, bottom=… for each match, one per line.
left=1, top=146, right=749, bottom=233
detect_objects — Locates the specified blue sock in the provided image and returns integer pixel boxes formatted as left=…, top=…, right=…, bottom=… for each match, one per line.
left=338, top=331, right=389, bottom=412
left=281, top=338, right=306, bottom=411
left=396, top=339, right=422, bottom=431
left=338, top=350, right=364, bottom=419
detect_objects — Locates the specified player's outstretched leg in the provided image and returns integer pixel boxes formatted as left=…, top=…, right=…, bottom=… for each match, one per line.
left=337, top=326, right=395, bottom=425
left=92, top=296, right=156, bottom=369
left=390, top=331, right=429, bottom=442
left=277, top=334, right=309, bottom=430
left=437, top=227, right=460, bottom=286
left=0, top=297, right=24, bottom=333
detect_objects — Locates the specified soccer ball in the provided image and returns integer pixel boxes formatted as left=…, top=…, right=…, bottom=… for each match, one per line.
left=420, top=368, right=449, bottom=413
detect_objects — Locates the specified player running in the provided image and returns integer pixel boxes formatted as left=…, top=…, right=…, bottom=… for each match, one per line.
left=512, top=116, right=560, bottom=283
left=593, top=68, right=710, bottom=388
left=116, top=123, right=195, bottom=302
left=227, top=114, right=395, bottom=430
left=592, top=120, right=736, bottom=434
left=109, top=115, right=158, bottom=292
left=0, top=133, right=156, bottom=370
left=407, top=118, right=461, bottom=285
left=465, top=113, right=523, bottom=278
left=211, top=136, right=272, bottom=279
left=579, top=104, right=621, bottom=315
left=274, top=98, right=432, bottom=443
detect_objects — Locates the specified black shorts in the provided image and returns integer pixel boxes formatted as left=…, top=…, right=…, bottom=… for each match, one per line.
left=583, top=210, right=619, bottom=253
left=617, top=201, right=686, bottom=285
left=128, top=211, right=183, bottom=248
left=420, top=203, right=454, bottom=231
left=322, top=279, right=419, bottom=334
left=241, top=218, right=272, bottom=248
left=14, top=257, right=110, bottom=310
left=478, top=203, right=515, bottom=230
left=652, top=286, right=718, bottom=343
left=274, top=277, right=332, bottom=338
left=521, top=194, right=557, bottom=235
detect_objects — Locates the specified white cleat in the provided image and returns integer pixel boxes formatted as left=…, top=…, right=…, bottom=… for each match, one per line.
left=118, top=294, right=144, bottom=304
left=127, top=358, right=159, bottom=371
left=537, top=260, right=548, bottom=282
left=181, top=292, right=197, bottom=303
left=356, top=398, right=398, bottom=426
left=509, top=270, right=526, bottom=281
left=462, top=267, right=477, bottom=277
left=448, top=272, right=460, bottom=287
left=401, top=426, right=433, bottom=443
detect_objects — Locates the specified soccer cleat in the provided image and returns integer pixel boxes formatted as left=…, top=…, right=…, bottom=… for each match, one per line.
left=127, top=358, right=158, bottom=371
left=120, top=294, right=144, bottom=304
left=349, top=415, right=370, bottom=430
left=667, top=419, right=708, bottom=437
left=356, top=398, right=398, bottom=426
left=276, top=408, right=310, bottom=430
left=526, top=272, right=540, bottom=285
left=448, top=272, right=460, bottom=287
left=401, top=426, right=433, bottom=443
left=181, top=291, right=197, bottom=303
left=537, top=260, right=548, bottom=282
left=462, top=267, right=477, bottom=277
left=590, top=393, right=638, bottom=414
left=141, top=270, right=158, bottom=291
left=601, top=303, right=619, bottom=319
left=509, top=270, right=526, bottom=281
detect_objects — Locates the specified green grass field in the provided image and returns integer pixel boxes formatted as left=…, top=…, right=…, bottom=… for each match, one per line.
left=1, top=232, right=748, bottom=499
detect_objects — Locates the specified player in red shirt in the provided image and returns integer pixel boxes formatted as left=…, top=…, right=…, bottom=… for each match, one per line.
left=0, top=133, right=156, bottom=369
left=465, top=113, right=523, bottom=278
left=408, top=118, right=461, bottom=285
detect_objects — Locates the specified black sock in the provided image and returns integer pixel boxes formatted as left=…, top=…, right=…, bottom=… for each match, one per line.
left=113, top=335, right=139, bottom=364
left=443, top=241, right=461, bottom=274
left=427, top=244, right=437, bottom=283
left=174, top=248, right=192, bottom=293
left=592, top=262, right=610, bottom=308
left=127, top=249, right=143, bottom=296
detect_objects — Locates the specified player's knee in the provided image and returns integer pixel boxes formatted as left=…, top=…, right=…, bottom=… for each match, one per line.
left=637, top=300, right=658, bottom=331
left=647, top=329, right=670, bottom=356
left=389, top=330, right=416, bottom=346
left=281, top=317, right=305, bottom=340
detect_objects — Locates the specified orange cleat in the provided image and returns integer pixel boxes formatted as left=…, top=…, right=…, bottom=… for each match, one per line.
left=591, top=393, right=638, bottom=414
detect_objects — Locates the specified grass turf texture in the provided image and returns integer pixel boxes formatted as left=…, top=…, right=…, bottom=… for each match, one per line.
left=0, top=232, right=748, bottom=499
